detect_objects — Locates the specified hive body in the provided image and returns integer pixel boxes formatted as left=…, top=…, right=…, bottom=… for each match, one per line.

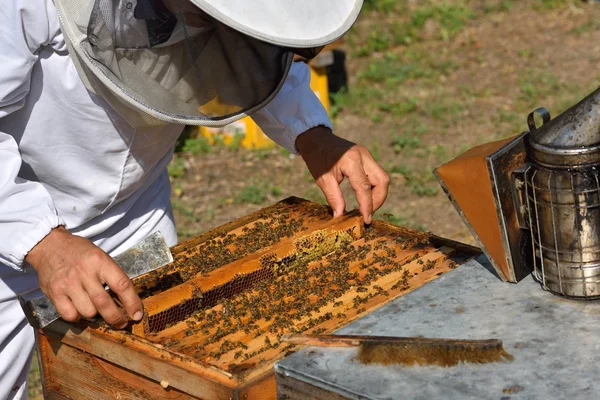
left=37, top=197, right=478, bottom=399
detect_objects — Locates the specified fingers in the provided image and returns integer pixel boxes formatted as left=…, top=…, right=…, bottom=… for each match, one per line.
left=362, top=155, right=390, bottom=212
left=67, top=284, right=98, bottom=319
left=28, top=228, right=143, bottom=329
left=312, top=145, right=389, bottom=224
left=100, top=262, right=144, bottom=323
left=341, top=154, right=374, bottom=224
left=316, top=174, right=346, bottom=218
left=51, top=259, right=141, bottom=329
left=82, top=278, right=127, bottom=328
left=51, top=293, right=80, bottom=323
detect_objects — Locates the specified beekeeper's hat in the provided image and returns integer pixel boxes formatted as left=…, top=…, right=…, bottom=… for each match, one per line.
left=54, top=0, right=363, bottom=127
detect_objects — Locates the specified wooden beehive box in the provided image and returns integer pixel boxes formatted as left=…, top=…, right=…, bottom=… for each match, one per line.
left=37, top=197, right=479, bottom=399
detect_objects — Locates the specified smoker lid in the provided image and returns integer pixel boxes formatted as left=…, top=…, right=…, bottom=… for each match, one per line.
left=528, top=87, right=600, bottom=168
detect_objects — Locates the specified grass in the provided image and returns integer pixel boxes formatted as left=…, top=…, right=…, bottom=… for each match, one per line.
left=370, top=139, right=383, bottom=162
left=391, top=133, right=422, bottom=153
left=517, top=71, right=600, bottom=126
left=228, top=132, right=245, bottom=152
left=168, top=157, right=186, bottom=179
left=483, top=0, right=514, bottom=13
left=391, top=165, right=439, bottom=197
left=234, top=183, right=283, bottom=205
left=182, top=136, right=212, bottom=155
left=235, top=185, right=268, bottom=205
left=354, top=1, right=477, bottom=56
left=518, top=68, right=562, bottom=106
left=570, top=18, right=600, bottom=35
left=174, top=128, right=246, bottom=158
left=532, top=0, right=568, bottom=11
left=330, top=86, right=385, bottom=118
left=375, top=210, right=426, bottom=231
left=333, top=48, right=460, bottom=123
left=168, top=130, right=252, bottom=180
left=252, top=148, right=272, bottom=161
left=411, top=2, right=476, bottom=40
left=493, top=110, right=524, bottom=139
left=172, top=200, right=200, bottom=222
left=356, top=28, right=392, bottom=57
left=426, top=98, right=465, bottom=123
left=363, top=0, right=403, bottom=14
left=359, top=50, right=459, bottom=86
left=303, top=186, right=327, bottom=204
left=518, top=48, right=533, bottom=59
left=28, top=353, right=42, bottom=399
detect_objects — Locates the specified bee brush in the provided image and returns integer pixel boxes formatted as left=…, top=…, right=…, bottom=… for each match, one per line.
left=280, top=333, right=513, bottom=367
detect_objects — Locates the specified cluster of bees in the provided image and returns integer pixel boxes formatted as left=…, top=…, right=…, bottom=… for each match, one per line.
left=91, top=201, right=469, bottom=383
left=120, top=202, right=450, bottom=375
left=136, top=208, right=308, bottom=298
left=158, top=225, right=427, bottom=367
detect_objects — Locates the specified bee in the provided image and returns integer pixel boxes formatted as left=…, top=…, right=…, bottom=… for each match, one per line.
left=422, top=259, right=436, bottom=272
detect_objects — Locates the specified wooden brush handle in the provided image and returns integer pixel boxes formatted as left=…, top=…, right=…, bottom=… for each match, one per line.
left=280, top=333, right=503, bottom=349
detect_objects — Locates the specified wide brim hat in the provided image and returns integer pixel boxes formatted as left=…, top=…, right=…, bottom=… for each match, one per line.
left=189, top=0, right=363, bottom=48
left=55, top=0, right=363, bottom=128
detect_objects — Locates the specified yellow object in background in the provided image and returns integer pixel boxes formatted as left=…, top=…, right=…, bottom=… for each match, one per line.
left=309, top=66, right=331, bottom=114
left=198, top=64, right=331, bottom=150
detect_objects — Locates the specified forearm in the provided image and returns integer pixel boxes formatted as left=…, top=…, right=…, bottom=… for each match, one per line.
left=295, top=125, right=344, bottom=156
left=250, top=61, right=333, bottom=154
left=0, top=0, right=66, bottom=270
left=0, top=134, right=65, bottom=270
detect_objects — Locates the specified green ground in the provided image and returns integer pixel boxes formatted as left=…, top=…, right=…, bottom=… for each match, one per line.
left=28, top=0, right=600, bottom=397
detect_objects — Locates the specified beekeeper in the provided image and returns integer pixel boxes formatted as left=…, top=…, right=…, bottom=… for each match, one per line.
left=0, top=0, right=389, bottom=396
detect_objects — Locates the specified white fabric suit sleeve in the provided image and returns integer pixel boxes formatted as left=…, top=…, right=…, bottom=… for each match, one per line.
left=251, top=61, right=333, bottom=154
left=0, top=0, right=65, bottom=270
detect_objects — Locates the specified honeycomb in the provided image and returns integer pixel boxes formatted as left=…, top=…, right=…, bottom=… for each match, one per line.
left=145, top=229, right=356, bottom=333
left=120, top=199, right=472, bottom=376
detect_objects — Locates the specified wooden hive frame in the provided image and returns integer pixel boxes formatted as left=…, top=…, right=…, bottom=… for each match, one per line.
left=37, top=197, right=479, bottom=399
left=134, top=212, right=363, bottom=336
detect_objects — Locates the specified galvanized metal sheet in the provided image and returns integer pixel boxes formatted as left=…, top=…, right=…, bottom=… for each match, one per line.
left=486, top=132, right=532, bottom=282
left=275, top=255, right=600, bottom=400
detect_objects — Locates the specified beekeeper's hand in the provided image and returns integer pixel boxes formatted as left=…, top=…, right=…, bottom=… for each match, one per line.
left=296, top=126, right=390, bottom=224
left=25, top=227, right=143, bottom=329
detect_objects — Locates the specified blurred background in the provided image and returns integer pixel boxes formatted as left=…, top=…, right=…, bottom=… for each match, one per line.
left=27, top=0, right=600, bottom=396
left=165, top=0, right=600, bottom=246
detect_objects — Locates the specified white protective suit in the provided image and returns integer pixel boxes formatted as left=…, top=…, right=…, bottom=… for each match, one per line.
left=0, top=1, right=332, bottom=398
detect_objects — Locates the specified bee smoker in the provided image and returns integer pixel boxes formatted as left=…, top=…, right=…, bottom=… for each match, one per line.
left=435, top=87, right=600, bottom=299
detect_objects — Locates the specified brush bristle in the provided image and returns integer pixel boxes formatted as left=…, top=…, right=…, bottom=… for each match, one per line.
left=357, top=342, right=513, bottom=367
